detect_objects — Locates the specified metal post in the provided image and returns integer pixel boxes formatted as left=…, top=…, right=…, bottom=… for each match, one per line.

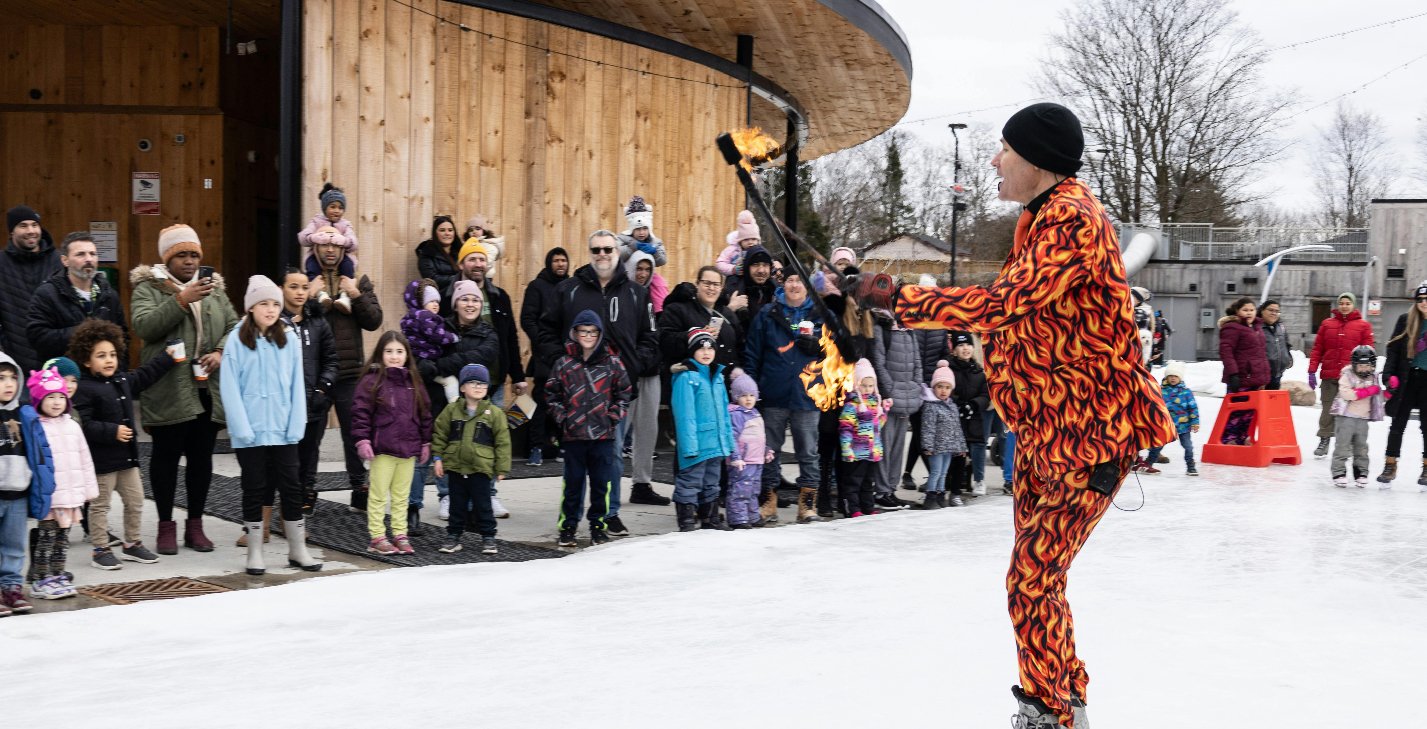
left=948, top=123, right=966, bottom=285
left=1362, top=256, right=1378, bottom=312
left=784, top=113, right=799, bottom=234
left=278, top=0, right=304, bottom=269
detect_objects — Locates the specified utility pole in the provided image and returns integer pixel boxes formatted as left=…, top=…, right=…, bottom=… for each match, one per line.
left=948, top=123, right=967, bottom=285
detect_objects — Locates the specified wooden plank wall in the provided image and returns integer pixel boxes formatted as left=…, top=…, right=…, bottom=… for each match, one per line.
left=304, top=0, right=747, bottom=368
left=0, top=26, right=219, bottom=108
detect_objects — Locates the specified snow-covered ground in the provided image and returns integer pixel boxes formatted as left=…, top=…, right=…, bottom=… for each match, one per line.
left=8, top=352, right=1423, bottom=728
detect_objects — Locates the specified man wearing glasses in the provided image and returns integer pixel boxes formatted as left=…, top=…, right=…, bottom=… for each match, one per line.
left=537, top=230, right=668, bottom=534
left=1259, top=300, right=1290, bottom=391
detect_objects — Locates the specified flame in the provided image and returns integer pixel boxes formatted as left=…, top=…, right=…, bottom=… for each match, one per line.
left=800, top=324, right=856, bottom=411
left=730, top=127, right=781, bottom=172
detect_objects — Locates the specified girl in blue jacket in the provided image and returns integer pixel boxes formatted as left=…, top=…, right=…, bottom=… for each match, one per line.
left=221, top=276, right=320, bottom=576
left=671, top=328, right=734, bottom=532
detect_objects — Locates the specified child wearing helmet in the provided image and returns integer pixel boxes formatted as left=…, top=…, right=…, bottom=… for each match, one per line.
left=1329, top=345, right=1385, bottom=488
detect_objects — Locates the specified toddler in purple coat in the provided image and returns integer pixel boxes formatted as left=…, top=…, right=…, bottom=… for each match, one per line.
left=727, top=372, right=774, bottom=528
left=401, top=279, right=459, bottom=400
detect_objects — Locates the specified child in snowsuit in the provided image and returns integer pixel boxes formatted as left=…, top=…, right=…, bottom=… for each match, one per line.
left=68, top=319, right=176, bottom=569
left=919, top=360, right=967, bottom=509
left=547, top=310, right=632, bottom=547
left=715, top=209, right=761, bottom=277
left=839, top=358, right=887, bottom=517
left=726, top=372, right=773, bottom=528
left=0, top=353, right=54, bottom=616
left=1148, top=362, right=1200, bottom=476
left=27, top=368, right=98, bottom=599
left=401, top=279, right=460, bottom=401
left=616, top=195, right=668, bottom=267
left=671, top=328, right=735, bottom=532
left=351, top=331, right=433, bottom=556
left=297, top=182, right=358, bottom=282
left=1331, top=345, right=1385, bottom=488
left=432, top=364, right=510, bottom=555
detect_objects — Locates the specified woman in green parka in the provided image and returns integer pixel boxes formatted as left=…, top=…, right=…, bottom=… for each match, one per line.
left=129, top=224, right=239, bottom=555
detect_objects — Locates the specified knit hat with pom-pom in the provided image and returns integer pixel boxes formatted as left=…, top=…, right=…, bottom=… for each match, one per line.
left=930, top=360, right=955, bottom=388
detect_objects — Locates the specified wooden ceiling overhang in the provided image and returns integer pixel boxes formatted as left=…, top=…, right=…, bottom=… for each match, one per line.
left=484, top=0, right=913, bottom=158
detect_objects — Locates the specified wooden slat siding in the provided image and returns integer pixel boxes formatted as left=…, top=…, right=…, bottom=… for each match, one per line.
left=496, top=14, right=526, bottom=290
left=454, top=4, right=480, bottom=235
left=519, top=25, right=548, bottom=295
left=612, top=42, right=638, bottom=211
left=8, top=1, right=284, bottom=39
left=560, top=29, right=586, bottom=249
left=408, top=0, right=438, bottom=283
left=330, top=0, right=361, bottom=191
left=542, top=26, right=567, bottom=249
left=355, top=0, right=385, bottom=338
left=302, top=0, right=334, bottom=212
left=381, top=0, right=412, bottom=318
left=431, top=14, right=461, bottom=223
left=477, top=10, right=505, bottom=251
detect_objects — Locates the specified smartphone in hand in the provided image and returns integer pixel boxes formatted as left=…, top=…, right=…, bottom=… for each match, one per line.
left=197, top=265, right=215, bottom=282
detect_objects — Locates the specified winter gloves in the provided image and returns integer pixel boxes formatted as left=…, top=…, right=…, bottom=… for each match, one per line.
left=1308, top=373, right=1318, bottom=390
left=1389, top=375, right=1399, bottom=390
left=356, top=440, right=374, bottom=461
left=1228, top=374, right=1241, bottom=391
left=1354, top=385, right=1381, bottom=399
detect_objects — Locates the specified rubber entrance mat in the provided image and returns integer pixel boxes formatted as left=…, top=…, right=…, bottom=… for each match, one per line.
left=140, top=467, right=566, bottom=566
left=79, top=577, right=231, bottom=605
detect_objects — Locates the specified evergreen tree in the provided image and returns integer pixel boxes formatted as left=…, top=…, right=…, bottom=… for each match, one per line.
left=872, top=133, right=917, bottom=238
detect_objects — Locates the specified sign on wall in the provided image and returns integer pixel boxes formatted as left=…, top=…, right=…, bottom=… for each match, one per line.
left=90, top=221, right=119, bottom=263
left=132, top=172, right=160, bottom=215
left=1367, top=300, right=1382, bottom=316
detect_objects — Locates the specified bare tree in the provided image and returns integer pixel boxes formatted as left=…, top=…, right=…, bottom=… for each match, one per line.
left=1312, top=101, right=1397, bottom=228
left=1038, top=0, right=1292, bottom=224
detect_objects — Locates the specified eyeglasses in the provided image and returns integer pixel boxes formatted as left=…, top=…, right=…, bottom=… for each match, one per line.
left=590, top=246, right=615, bottom=255
left=1416, top=297, right=1427, bottom=303
left=696, top=280, right=722, bottom=288
left=575, top=329, right=601, bottom=337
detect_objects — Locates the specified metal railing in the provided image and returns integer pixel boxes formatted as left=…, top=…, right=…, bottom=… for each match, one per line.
left=1138, top=224, right=1370, bottom=264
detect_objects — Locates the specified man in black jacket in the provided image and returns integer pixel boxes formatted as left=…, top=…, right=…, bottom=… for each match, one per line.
left=27, top=232, right=127, bottom=365
left=520, top=247, right=569, bottom=466
left=449, top=238, right=526, bottom=408
left=538, top=230, right=668, bottom=523
left=721, top=246, right=775, bottom=334
left=0, top=205, right=62, bottom=373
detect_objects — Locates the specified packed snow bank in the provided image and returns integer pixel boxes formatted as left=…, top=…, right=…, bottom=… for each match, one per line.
left=7, top=382, right=1424, bottom=728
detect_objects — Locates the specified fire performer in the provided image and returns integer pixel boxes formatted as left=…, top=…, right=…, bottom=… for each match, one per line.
left=853, top=103, right=1174, bottom=728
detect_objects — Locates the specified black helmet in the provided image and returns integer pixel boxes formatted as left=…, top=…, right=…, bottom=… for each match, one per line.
left=1415, top=279, right=1427, bottom=299
left=1350, top=345, right=1376, bottom=366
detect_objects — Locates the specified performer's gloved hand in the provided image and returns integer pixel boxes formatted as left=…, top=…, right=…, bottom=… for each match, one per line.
left=794, top=334, right=822, bottom=357
left=842, top=271, right=900, bottom=315
left=1227, top=374, right=1241, bottom=391
left=1355, top=385, right=1381, bottom=399
left=1308, top=372, right=1318, bottom=390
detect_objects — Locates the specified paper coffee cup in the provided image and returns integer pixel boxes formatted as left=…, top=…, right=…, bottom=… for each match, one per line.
left=167, top=338, right=187, bottom=363
left=192, top=362, right=208, bottom=381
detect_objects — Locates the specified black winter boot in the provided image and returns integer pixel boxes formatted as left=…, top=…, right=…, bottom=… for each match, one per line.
left=676, top=503, right=699, bottom=532
left=919, top=492, right=942, bottom=510
left=630, top=482, right=672, bottom=506
left=407, top=506, right=423, bottom=536
left=1377, top=457, right=1397, bottom=483
left=699, top=502, right=732, bottom=531
left=349, top=485, right=369, bottom=512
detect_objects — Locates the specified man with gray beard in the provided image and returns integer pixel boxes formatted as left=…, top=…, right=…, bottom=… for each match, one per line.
left=28, top=232, right=128, bottom=364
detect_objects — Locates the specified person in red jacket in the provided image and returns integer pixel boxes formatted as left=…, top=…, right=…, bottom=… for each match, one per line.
left=1308, top=293, right=1375, bottom=457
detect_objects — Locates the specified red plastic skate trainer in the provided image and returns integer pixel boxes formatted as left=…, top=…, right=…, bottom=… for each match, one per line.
left=1201, top=390, right=1302, bottom=467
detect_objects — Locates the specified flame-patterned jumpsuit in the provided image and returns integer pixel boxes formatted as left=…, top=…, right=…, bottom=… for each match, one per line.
left=896, top=178, right=1175, bottom=728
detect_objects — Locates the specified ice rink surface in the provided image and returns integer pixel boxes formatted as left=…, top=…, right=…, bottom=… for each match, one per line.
left=6, top=354, right=1422, bottom=727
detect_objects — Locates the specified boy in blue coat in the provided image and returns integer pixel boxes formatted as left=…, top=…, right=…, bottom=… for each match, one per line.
left=0, top=352, right=57, bottom=615
left=1149, top=362, right=1200, bottom=476
left=671, top=328, right=734, bottom=532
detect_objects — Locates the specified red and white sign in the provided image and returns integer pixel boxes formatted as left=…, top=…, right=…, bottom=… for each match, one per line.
left=132, top=172, right=160, bottom=215
left=1367, top=300, right=1382, bottom=316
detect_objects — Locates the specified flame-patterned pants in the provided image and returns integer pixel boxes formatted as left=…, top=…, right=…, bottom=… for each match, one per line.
left=1007, top=455, right=1131, bottom=728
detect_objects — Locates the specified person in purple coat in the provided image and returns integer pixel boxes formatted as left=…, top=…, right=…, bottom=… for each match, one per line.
left=726, top=372, right=775, bottom=529
left=351, top=331, right=433, bottom=556
left=1217, top=297, right=1271, bottom=444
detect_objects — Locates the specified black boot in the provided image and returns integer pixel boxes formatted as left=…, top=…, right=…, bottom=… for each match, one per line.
left=1010, top=685, right=1068, bottom=728
left=919, top=492, right=942, bottom=510
left=698, top=502, right=732, bottom=531
left=349, top=485, right=369, bottom=512
left=407, top=505, right=423, bottom=536
left=936, top=491, right=948, bottom=508
left=629, top=482, right=672, bottom=506
left=302, top=488, right=319, bottom=515
left=676, top=503, right=699, bottom=532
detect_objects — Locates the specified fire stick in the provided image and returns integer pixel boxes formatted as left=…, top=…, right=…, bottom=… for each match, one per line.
left=715, top=133, right=849, bottom=342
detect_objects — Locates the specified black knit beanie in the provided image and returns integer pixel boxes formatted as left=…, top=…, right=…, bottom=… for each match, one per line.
left=1001, top=103, right=1084, bottom=176
left=6, top=205, right=40, bottom=232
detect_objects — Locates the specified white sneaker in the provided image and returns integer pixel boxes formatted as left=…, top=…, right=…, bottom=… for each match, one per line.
left=31, top=577, right=68, bottom=600
left=438, top=495, right=450, bottom=521
left=1333, top=476, right=1348, bottom=488
left=492, top=495, right=510, bottom=519
left=971, top=480, right=986, bottom=496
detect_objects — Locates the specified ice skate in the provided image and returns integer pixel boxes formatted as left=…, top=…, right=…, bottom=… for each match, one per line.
left=1010, top=686, right=1069, bottom=728
left=1332, top=475, right=1347, bottom=488
left=1314, top=437, right=1331, bottom=458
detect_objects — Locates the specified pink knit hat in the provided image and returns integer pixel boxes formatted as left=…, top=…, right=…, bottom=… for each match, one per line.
left=930, top=359, right=955, bottom=388
left=27, top=367, right=69, bottom=412
left=853, top=358, right=877, bottom=393
left=729, top=210, right=759, bottom=245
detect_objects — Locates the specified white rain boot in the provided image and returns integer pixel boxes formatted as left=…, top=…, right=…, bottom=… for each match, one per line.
left=972, top=480, right=986, bottom=496
left=284, top=519, right=323, bottom=572
left=244, top=521, right=266, bottom=575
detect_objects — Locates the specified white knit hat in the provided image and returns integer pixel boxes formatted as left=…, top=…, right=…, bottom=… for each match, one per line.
left=243, top=275, right=282, bottom=311
left=158, top=224, right=201, bottom=263
left=1163, top=361, right=1186, bottom=382
left=624, top=196, right=653, bottom=232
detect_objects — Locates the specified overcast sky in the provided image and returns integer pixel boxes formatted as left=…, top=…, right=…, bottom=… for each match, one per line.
left=873, top=0, right=1427, bottom=212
